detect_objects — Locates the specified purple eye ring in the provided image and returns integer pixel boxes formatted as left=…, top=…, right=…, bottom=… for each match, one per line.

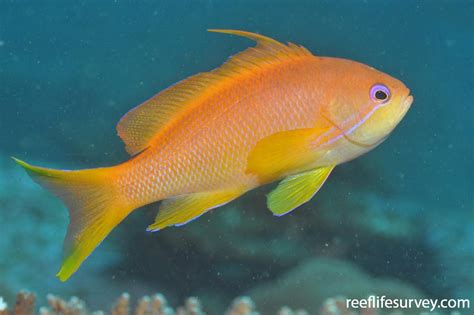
left=370, top=84, right=391, bottom=103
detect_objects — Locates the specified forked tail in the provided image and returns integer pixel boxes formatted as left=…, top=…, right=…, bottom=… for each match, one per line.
left=13, top=158, right=133, bottom=281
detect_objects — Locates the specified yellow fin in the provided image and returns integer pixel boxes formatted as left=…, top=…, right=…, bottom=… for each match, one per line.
left=146, top=188, right=246, bottom=232
left=117, top=30, right=313, bottom=155
left=13, top=157, right=133, bottom=282
left=246, top=127, right=332, bottom=182
left=268, top=166, right=335, bottom=216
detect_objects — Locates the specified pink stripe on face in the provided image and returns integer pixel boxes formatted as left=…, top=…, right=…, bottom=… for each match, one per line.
left=344, top=102, right=387, bottom=136
left=317, top=99, right=388, bottom=148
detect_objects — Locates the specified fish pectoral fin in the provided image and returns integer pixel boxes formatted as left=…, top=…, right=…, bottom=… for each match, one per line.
left=267, top=165, right=335, bottom=216
left=146, top=188, right=246, bottom=232
left=246, top=127, right=332, bottom=182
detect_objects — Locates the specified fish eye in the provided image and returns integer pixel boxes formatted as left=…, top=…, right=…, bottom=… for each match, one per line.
left=370, top=84, right=391, bottom=103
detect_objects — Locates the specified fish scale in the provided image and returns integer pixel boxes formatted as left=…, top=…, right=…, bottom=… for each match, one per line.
left=14, top=30, right=412, bottom=281
left=121, top=65, right=320, bottom=205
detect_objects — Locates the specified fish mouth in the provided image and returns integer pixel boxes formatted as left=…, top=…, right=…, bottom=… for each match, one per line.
left=342, top=93, right=414, bottom=149
left=401, top=87, right=413, bottom=110
left=403, top=94, right=414, bottom=109
left=398, top=93, right=413, bottom=121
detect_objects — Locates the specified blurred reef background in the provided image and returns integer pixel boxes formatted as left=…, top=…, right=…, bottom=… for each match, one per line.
left=0, top=1, right=472, bottom=314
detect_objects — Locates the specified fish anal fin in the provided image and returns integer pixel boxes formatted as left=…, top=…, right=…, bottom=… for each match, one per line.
left=246, top=127, right=333, bottom=182
left=117, top=30, right=313, bottom=156
left=268, top=165, right=335, bottom=216
left=146, top=187, right=246, bottom=232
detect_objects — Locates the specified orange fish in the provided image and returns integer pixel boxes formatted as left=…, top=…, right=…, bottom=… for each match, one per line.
left=14, top=30, right=413, bottom=281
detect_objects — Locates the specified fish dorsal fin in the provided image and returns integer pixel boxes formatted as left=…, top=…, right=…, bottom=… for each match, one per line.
left=117, top=29, right=313, bottom=155
left=208, top=29, right=313, bottom=77
left=117, top=72, right=219, bottom=155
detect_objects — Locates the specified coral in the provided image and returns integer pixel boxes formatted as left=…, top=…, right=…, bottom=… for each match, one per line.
left=109, top=293, right=173, bottom=315
left=5, top=291, right=467, bottom=315
left=42, top=294, right=87, bottom=315
left=0, top=297, right=8, bottom=315
left=110, top=294, right=129, bottom=315
left=224, top=297, right=308, bottom=315
left=0, top=292, right=310, bottom=315
left=225, top=297, right=258, bottom=315
left=0, top=292, right=36, bottom=315
left=175, top=297, right=204, bottom=315
left=14, top=291, right=35, bottom=315
left=276, top=307, right=308, bottom=315
left=320, top=297, right=375, bottom=315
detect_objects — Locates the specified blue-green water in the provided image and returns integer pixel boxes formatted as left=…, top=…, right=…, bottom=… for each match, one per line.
left=0, top=1, right=472, bottom=314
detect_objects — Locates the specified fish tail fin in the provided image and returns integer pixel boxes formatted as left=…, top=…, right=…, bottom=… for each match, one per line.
left=12, top=157, right=134, bottom=282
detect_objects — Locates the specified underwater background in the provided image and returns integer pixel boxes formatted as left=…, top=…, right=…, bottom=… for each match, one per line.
left=0, top=0, right=472, bottom=314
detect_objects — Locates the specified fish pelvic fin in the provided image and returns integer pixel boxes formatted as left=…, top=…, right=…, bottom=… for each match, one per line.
left=146, top=187, right=246, bottom=232
left=12, top=157, right=133, bottom=282
left=268, top=165, right=335, bottom=216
